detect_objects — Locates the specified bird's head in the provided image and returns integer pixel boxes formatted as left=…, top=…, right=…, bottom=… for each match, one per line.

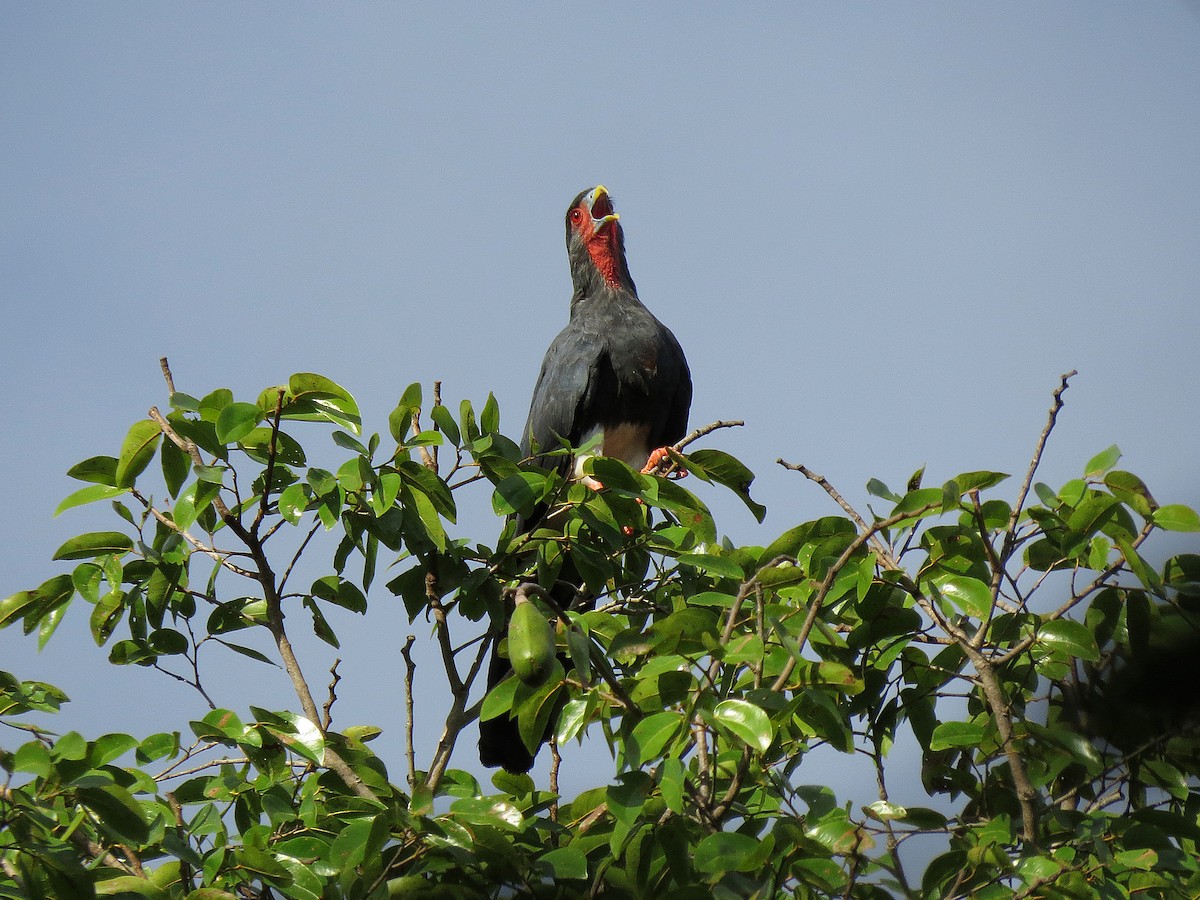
left=565, top=185, right=632, bottom=292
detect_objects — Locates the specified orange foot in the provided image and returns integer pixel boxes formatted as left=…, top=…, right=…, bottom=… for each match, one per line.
left=641, top=447, right=687, bottom=478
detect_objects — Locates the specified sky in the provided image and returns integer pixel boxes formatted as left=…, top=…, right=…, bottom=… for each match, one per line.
left=3, top=1, right=1199, bottom=868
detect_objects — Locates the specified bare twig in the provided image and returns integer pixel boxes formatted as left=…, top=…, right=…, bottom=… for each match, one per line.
left=400, top=635, right=418, bottom=788
left=322, top=660, right=342, bottom=731
left=159, top=356, right=176, bottom=394
left=777, top=460, right=901, bottom=569
left=550, top=739, right=561, bottom=822
left=1001, top=370, right=1076, bottom=565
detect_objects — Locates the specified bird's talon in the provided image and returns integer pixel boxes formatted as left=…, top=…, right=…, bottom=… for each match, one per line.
left=641, top=446, right=675, bottom=474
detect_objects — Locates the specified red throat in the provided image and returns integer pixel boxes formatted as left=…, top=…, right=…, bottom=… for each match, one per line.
left=585, top=229, right=622, bottom=287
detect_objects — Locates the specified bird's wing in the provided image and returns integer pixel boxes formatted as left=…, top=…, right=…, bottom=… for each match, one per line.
left=522, top=324, right=605, bottom=464
left=654, top=326, right=693, bottom=449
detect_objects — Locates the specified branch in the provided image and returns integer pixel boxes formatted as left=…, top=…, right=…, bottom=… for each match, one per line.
left=400, top=635, right=418, bottom=789
left=251, top=388, right=286, bottom=537
left=645, top=419, right=744, bottom=475
left=767, top=502, right=941, bottom=693
left=129, top=484, right=257, bottom=578
left=152, top=358, right=379, bottom=805
left=777, top=460, right=901, bottom=569
left=322, top=659, right=342, bottom=731
left=1001, top=370, right=1076, bottom=564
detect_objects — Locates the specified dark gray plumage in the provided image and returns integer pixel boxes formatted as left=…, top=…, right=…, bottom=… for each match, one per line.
left=478, top=186, right=692, bottom=773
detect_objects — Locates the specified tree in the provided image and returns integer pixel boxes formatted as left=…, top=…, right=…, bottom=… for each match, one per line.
left=3, top=362, right=1200, bottom=898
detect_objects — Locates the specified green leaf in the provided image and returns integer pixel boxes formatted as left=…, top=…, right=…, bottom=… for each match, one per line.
left=94, top=876, right=170, bottom=899
left=694, top=832, right=763, bottom=874
left=1153, top=504, right=1200, bottom=532
left=90, top=589, right=125, bottom=644
left=952, top=471, right=1010, bottom=493
left=1114, top=848, right=1157, bottom=871
left=866, top=478, right=901, bottom=502
left=67, top=455, right=119, bottom=485
left=427, top=403, right=459, bottom=447
left=388, top=383, right=423, bottom=443
left=91, top=732, right=139, bottom=766
left=148, top=628, right=188, bottom=655
left=449, top=797, right=523, bottom=830
left=215, top=402, right=262, bottom=444
left=931, top=574, right=992, bottom=618
left=333, top=429, right=369, bottom=456
left=13, top=741, right=52, bottom=776
left=929, top=721, right=984, bottom=750
left=677, top=552, right=745, bottom=580
left=284, top=373, right=362, bottom=435
left=136, top=732, right=180, bottom=763
left=278, top=483, right=309, bottom=524
left=686, top=448, right=766, bottom=522
left=1085, top=444, right=1122, bottom=477
left=626, top=711, right=684, bottom=766
left=894, top=487, right=945, bottom=518
left=161, top=435, right=190, bottom=496
left=540, top=847, right=588, bottom=880
left=1036, top=618, right=1100, bottom=661
left=409, top=488, right=447, bottom=552
left=310, top=575, right=367, bottom=614
left=1104, top=470, right=1156, bottom=517
left=54, top=484, right=129, bottom=517
left=606, top=771, right=651, bottom=827
left=261, top=710, right=325, bottom=765
left=53, top=531, right=135, bottom=561
left=174, top=480, right=221, bottom=532
left=481, top=391, right=500, bottom=433
left=492, top=472, right=546, bottom=516
left=115, top=420, right=162, bottom=488
left=555, top=696, right=592, bottom=745
left=713, top=699, right=773, bottom=752
left=78, top=784, right=151, bottom=843
left=659, top=756, right=686, bottom=813
left=864, top=800, right=907, bottom=822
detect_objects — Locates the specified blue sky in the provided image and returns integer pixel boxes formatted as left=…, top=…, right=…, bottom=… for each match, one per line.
left=3, top=2, right=1199, bottom=855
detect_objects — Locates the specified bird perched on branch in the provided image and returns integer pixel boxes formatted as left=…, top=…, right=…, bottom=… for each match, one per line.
left=478, top=185, right=692, bottom=772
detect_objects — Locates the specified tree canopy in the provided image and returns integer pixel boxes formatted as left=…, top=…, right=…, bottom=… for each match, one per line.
left=3, top=364, right=1200, bottom=899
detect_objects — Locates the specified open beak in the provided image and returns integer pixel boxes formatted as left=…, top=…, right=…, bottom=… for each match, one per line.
left=587, top=185, right=620, bottom=234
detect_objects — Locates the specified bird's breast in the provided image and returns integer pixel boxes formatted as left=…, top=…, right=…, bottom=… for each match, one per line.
left=576, top=422, right=653, bottom=476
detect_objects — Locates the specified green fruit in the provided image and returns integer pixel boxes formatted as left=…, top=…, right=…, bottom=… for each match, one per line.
left=508, top=598, right=556, bottom=685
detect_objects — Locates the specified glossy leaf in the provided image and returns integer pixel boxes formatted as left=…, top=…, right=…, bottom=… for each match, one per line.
left=54, top=484, right=128, bottom=517
left=1036, top=618, right=1100, bottom=661
left=115, top=420, right=162, bottom=488
left=931, top=573, right=992, bottom=618
left=713, top=698, right=773, bottom=752
left=53, top=531, right=135, bottom=561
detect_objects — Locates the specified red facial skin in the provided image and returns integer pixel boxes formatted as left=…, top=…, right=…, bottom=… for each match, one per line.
left=569, top=195, right=622, bottom=288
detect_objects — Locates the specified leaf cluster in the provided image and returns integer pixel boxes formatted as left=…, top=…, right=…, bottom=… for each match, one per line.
left=3, top=372, right=1200, bottom=898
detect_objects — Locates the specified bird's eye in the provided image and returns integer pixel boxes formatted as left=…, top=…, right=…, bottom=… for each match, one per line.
left=569, top=209, right=584, bottom=224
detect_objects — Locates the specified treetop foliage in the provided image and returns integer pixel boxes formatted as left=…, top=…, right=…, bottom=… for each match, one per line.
left=3, top=364, right=1200, bottom=898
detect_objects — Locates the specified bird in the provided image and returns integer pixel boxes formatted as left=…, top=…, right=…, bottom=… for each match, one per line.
left=478, top=185, right=692, bottom=773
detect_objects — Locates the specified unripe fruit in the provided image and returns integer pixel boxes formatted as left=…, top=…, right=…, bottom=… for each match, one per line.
left=508, top=598, right=556, bottom=686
